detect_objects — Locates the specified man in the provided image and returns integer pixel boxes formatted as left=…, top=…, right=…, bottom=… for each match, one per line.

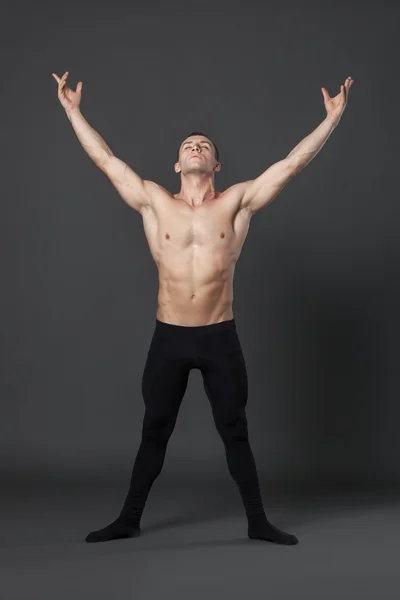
left=52, top=71, right=353, bottom=545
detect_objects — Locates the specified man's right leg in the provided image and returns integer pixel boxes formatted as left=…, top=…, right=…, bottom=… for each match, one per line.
left=85, top=329, right=190, bottom=543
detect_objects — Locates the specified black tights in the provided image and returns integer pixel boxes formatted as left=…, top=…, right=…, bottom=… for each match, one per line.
left=86, top=318, right=298, bottom=544
left=119, top=318, right=265, bottom=525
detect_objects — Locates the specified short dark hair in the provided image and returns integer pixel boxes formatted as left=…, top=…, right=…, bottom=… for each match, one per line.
left=177, top=131, right=219, bottom=162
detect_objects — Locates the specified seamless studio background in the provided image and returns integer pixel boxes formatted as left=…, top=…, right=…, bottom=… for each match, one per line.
left=1, top=1, right=399, bottom=597
left=2, top=0, right=398, bottom=491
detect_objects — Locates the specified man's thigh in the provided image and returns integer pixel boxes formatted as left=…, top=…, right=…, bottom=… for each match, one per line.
left=141, top=349, right=191, bottom=418
left=199, top=339, right=249, bottom=420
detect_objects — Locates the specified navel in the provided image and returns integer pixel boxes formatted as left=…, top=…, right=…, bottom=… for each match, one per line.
left=220, top=232, right=225, bottom=238
left=191, top=294, right=196, bottom=300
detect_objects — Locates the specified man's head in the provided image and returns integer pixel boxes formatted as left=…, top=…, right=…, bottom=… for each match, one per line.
left=174, top=132, right=221, bottom=176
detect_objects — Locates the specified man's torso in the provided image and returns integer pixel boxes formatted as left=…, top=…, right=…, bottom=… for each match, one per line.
left=141, top=182, right=251, bottom=326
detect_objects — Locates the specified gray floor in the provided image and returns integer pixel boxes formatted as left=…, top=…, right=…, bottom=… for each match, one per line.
left=1, top=480, right=399, bottom=600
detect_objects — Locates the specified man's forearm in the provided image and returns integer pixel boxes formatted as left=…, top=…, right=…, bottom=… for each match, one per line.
left=286, top=116, right=338, bottom=173
left=65, top=107, right=114, bottom=169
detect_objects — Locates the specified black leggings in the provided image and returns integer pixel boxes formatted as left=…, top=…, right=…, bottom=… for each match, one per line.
left=120, top=318, right=266, bottom=525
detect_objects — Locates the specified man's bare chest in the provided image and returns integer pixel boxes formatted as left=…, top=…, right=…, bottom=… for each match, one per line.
left=163, top=205, right=233, bottom=246
left=140, top=186, right=251, bottom=263
left=145, top=198, right=248, bottom=248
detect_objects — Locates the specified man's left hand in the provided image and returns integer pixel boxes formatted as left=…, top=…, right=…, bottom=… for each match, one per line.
left=321, top=76, right=354, bottom=126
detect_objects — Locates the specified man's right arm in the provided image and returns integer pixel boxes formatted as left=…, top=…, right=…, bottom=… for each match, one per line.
left=65, top=107, right=151, bottom=214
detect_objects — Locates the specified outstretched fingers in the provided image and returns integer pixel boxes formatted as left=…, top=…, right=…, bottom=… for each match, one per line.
left=52, top=71, right=68, bottom=87
left=321, top=87, right=330, bottom=102
left=323, top=77, right=354, bottom=103
left=345, top=76, right=354, bottom=93
left=342, top=76, right=354, bottom=101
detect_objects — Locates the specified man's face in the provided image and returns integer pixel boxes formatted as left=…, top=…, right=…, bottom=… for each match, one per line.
left=175, top=136, right=220, bottom=175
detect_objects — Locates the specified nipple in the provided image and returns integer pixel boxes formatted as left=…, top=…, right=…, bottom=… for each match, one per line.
left=165, top=233, right=170, bottom=239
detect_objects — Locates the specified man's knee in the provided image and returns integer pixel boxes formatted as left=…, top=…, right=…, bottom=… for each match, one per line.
left=215, top=414, right=249, bottom=443
left=142, top=414, right=176, bottom=443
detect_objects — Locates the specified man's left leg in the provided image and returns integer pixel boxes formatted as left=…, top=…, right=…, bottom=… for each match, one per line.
left=200, top=325, right=298, bottom=545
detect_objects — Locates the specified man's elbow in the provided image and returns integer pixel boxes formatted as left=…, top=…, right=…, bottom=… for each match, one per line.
left=284, top=155, right=303, bottom=177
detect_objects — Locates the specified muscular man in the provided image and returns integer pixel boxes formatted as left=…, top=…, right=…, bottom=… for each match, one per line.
left=52, top=71, right=353, bottom=545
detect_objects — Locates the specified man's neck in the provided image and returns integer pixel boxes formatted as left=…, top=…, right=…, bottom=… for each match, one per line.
left=176, top=174, right=216, bottom=207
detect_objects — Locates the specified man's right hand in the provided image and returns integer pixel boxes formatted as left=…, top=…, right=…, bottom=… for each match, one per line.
left=51, top=71, right=152, bottom=214
left=52, top=71, right=82, bottom=112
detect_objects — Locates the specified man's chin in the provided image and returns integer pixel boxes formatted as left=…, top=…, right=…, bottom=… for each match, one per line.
left=184, top=166, right=210, bottom=175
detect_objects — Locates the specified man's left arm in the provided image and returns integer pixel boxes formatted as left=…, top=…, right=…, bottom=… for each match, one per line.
left=240, top=76, right=354, bottom=215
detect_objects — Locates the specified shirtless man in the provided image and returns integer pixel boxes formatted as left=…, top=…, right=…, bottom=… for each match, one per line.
left=52, top=71, right=353, bottom=546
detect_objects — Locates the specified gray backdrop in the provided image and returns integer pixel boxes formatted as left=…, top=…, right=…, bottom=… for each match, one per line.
left=1, top=0, right=398, bottom=490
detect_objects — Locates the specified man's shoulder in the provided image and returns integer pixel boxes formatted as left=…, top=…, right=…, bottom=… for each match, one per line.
left=222, top=181, right=252, bottom=196
left=220, top=181, right=253, bottom=210
left=142, top=181, right=174, bottom=208
left=143, top=180, right=170, bottom=195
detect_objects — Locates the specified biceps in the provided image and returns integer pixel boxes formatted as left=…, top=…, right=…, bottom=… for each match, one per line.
left=241, top=159, right=296, bottom=214
left=101, top=155, right=150, bottom=213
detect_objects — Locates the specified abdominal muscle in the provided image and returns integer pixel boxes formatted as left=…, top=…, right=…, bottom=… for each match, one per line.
left=156, top=247, right=235, bottom=326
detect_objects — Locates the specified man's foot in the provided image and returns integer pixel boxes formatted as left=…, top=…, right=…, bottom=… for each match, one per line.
left=248, top=516, right=298, bottom=545
left=85, top=516, right=141, bottom=543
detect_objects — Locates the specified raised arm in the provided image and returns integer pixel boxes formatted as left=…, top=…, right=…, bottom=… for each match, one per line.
left=52, top=71, right=152, bottom=214
left=240, top=76, right=354, bottom=215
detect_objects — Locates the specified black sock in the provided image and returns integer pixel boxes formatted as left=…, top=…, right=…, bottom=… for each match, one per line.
left=85, top=515, right=141, bottom=543
left=234, top=479, right=298, bottom=545
left=248, top=514, right=299, bottom=545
